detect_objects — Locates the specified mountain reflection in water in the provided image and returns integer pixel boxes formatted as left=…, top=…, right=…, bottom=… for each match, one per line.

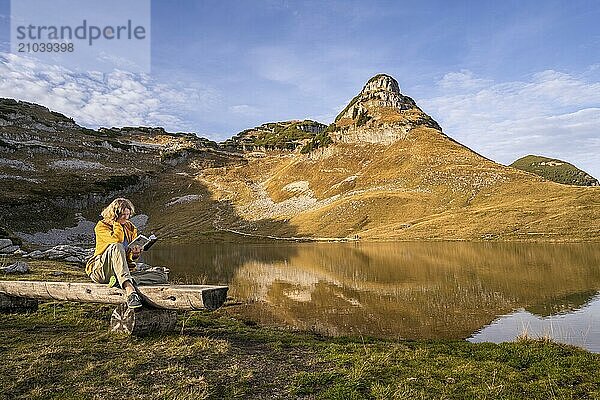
left=145, top=242, right=600, bottom=347
left=470, top=292, right=600, bottom=352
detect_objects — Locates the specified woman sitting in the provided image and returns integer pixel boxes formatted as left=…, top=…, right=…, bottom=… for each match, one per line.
left=86, top=198, right=143, bottom=309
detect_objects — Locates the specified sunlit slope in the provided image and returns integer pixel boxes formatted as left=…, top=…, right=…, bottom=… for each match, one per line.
left=186, top=74, right=599, bottom=241
left=3, top=72, right=597, bottom=243
left=192, top=125, right=599, bottom=241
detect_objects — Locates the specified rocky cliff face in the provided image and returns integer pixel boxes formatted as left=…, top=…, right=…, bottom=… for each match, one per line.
left=222, top=120, right=327, bottom=152
left=331, top=74, right=441, bottom=144
left=0, top=99, right=79, bottom=132
left=336, top=74, right=416, bottom=120
left=0, top=98, right=235, bottom=232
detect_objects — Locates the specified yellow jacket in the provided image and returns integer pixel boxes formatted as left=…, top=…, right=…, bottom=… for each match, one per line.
left=86, top=220, right=138, bottom=274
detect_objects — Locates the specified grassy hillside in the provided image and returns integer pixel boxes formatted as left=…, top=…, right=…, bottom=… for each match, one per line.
left=189, top=126, right=599, bottom=242
left=510, top=154, right=599, bottom=186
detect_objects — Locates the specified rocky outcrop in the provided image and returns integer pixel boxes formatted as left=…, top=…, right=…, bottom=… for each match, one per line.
left=0, top=261, right=29, bottom=273
left=335, top=75, right=414, bottom=120
left=222, top=120, right=327, bottom=152
left=0, top=98, right=79, bottom=132
left=336, top=74, right=417, bottom=122
left=2, top=233, right=92, bottom=263
left=331, top=74, right=441, bottom=145
left=0, top=238, right=20, bottom=254
left=330, top=124, right=411, bottom=145
left=23, top=245, right=93, bottom=264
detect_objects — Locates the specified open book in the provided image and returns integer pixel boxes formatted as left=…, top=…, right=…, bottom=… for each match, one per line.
left=128, top=234, right=158, bottom=251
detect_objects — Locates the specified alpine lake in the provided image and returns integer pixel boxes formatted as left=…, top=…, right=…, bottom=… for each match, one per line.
left=144, top=241, right=600, bottom=352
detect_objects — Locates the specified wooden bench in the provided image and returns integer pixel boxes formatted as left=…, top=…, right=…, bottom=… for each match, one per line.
left=0, top=281, right=228, bottom=336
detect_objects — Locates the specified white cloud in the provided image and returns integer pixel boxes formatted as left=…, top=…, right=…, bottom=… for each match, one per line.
left=96, top=51, right=144, bottom=71
left=229, top=104, right=261, bottom=117
left=0, top=52, right=218, bottom=132
left=438, top=70, right=493, bottom=92
left=420, top=69, right=600, bottom=178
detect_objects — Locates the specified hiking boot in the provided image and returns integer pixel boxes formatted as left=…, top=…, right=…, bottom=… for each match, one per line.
left=126, top=292, right=143, bottom=309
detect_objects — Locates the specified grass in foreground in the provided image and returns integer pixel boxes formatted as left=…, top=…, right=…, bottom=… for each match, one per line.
left=1, top=261, right=600, bottom=399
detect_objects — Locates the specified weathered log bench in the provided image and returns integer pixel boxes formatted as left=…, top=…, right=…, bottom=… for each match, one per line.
left=0, top=280, right=228, bottom=336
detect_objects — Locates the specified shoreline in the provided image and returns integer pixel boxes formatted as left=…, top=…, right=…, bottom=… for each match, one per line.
left=1, top=259, right=600, bottom=398
left=6, top=212, right=600, bottom=249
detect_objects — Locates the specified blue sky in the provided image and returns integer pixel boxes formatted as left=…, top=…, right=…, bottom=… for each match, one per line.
left=1, top=0, right=599, bottom=177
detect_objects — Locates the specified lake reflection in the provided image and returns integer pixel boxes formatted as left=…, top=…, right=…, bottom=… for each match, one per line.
left=469, top=294, right=600, bottom=352
left=145, top=242, right=600, bottom=349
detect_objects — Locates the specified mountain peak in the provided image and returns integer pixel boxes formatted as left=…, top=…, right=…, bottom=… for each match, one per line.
left=361, top=74, right=401, bottom=96
left=332, top=74, right=440, bottom=142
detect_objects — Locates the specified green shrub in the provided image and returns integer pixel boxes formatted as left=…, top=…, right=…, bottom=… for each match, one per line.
left=356, top=111, right=371, bottom=127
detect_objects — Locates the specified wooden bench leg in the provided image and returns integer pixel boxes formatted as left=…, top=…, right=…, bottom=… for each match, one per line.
left=0, top=293, right=38, bottom=313
left=110, top=304, right=177, bottom=336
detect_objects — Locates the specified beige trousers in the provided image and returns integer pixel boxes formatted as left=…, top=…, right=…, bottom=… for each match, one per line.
left=88, top=243, right=133, bottom=287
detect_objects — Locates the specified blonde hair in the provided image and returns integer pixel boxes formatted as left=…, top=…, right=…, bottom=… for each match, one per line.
left=101, top=198, right=135, bottom=223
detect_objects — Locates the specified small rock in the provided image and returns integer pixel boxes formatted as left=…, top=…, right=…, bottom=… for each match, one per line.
left=17, top=245, right=93, bottom=262
left=51, top=271, right=65, bottom=276
left=0, top=261, right=29, bottom=274
left=0, top=245, right=19, bottom=254
left=0, top=238, right=12, bottom=250
left=46, top=250, right=66, bottom=260
left=55, top=245, right=78, bottom=253
left=13, top=249, right=27, bottom=256
left=25, top=250, right=44, bottom=259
